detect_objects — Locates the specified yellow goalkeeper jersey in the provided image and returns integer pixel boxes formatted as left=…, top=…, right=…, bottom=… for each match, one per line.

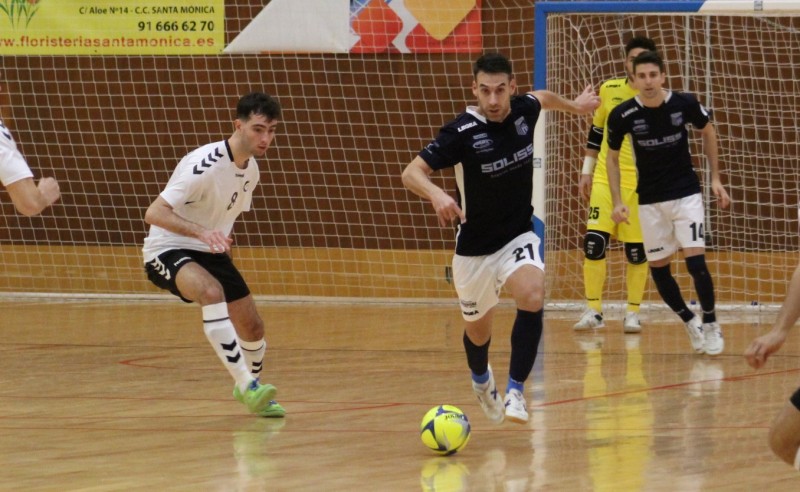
left=592, top=76, right=638, bottom=190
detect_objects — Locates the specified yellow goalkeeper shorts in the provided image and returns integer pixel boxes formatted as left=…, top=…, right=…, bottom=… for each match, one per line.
left=585, top=183, right=643, bottom=243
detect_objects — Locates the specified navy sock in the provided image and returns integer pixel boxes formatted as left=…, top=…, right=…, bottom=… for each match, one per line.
left=463, top=332, right=490, bottom=382
left=686, top=255, right=717, bottom=324
left=506, top=378, right=524, bottom=393
left=508, top=309, right=543, bottom=385
left=650, top=264, right=694, bottom=322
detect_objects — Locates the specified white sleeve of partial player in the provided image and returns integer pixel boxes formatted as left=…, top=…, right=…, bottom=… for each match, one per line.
left=0, top=138, right=34, bottom=187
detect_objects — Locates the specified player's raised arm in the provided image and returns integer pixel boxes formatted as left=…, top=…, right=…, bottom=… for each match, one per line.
left=529, top=85, right=600, bottom=115
left=401, top=156, right=465, bottom=228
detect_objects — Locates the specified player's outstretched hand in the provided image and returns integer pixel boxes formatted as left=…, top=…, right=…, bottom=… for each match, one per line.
left=611, top=204, right=629, bottom=225
left=745, top=329, right=788, bottom=369
left=431, top=190, right=465, bottom=228
left=578, top=173, right=593, bottom=202
left=199, top=229, right=233, bottom=254
left=712, top=181, right=731, bottom=209
left=573, top=85, right=601, bottom=115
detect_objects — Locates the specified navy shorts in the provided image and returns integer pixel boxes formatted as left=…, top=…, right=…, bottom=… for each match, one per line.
left=145, top=249, right=251, bottom=303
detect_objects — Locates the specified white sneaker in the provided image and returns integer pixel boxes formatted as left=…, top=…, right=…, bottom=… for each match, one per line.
left=573, top=308, right=604, bottom=330
left=472, top=364, right=504, bottom=424
left=702, top=322, right=724, bottom=355
left=503, top=388, right=528, bottom=424
left=684, top=316, right=705, bottom=354
left=623, top=311, right=642, bottom=333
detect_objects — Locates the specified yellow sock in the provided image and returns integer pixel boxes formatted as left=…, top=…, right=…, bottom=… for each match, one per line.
left=626, top=261, right=649, bottom=313
left=584, top=257, right=606, bottom=313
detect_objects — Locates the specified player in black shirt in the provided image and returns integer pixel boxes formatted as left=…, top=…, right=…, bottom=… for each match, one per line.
left=402, top=52, right=599, bottom=424
left=606, top=51, right=730, bottom=355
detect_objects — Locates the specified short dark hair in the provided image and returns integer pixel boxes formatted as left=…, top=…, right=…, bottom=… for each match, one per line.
left=632, top=50, right=664, bottom=73
left=625, top=35, right=657, bottom=55
left=237, top=92, right=281, bottom=121
left=473, top=52, right=513, bottom=79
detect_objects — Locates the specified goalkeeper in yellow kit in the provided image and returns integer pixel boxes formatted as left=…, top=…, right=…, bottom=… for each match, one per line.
left=574, top=36, right=656, bottom=333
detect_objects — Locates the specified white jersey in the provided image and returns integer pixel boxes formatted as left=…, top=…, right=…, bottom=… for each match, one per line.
left=142, top=139, right=260, bottom=262
left=0, top=120, right=34, bottom=187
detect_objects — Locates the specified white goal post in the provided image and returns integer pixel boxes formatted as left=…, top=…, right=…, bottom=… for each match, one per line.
left=534, top=0, right=800, bottom=311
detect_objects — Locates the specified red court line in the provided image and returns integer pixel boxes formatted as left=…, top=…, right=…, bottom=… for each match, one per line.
left=534, top=366, right=800, bottom=408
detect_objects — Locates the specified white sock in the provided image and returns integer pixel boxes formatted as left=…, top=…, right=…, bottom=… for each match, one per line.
left=202, top=302, right=253, bottom=393
left=794, top=447, right=800, bottom=471
left=239, top=338, right=266, bottom=379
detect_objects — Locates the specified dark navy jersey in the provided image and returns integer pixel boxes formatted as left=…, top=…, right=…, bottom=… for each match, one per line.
left=606, top=91, right=709, bottom=205
left=419, top=94, right=541, bottom=256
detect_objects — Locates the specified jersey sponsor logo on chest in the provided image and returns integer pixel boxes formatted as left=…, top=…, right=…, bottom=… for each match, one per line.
left=632, top=119, right=649, bottom=134
left=636, top=131, right=683, bottom=147
left=472, top=133, right=493, bottom=152
left=480, top=143, right=533, bottom=173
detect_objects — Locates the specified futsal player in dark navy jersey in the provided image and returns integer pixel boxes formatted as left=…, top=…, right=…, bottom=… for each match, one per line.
left=418, top=93, right=541, bottom=256
left=606, top=51, right=730, bottom=356
left=402, top=52, right=599, bottom=424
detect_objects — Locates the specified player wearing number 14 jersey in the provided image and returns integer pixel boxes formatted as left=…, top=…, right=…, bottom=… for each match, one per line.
left=143, top=92, right=285, bottom=417
left=574, top=36, right=656, bottom=334
left=606, top=51, right=730, bottom=355
left=402, top=53, right=599, bottom=425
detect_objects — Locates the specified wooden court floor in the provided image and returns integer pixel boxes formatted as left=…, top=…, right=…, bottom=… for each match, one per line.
left=1, top=300, right=799, bottom=491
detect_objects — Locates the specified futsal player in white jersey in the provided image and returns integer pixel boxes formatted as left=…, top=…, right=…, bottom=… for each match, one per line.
left=143, top=92, right=284, bottom=418
left=0, top=119, right=60, bottom=215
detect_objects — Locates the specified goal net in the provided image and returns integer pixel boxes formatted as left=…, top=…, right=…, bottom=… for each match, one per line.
left=537, top=0, right=800, bottom=312
left=0, top=0, right=797, bottom=310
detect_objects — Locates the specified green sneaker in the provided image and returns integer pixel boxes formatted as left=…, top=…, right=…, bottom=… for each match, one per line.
left=258, top=400, right=286, bottom=418
left=234, top=380, right=277, bottom=415
left=233, top=381, right=285, bottom=418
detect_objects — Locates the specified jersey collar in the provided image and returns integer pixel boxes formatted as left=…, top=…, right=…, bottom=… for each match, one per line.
left=634, top=90, right=672, bottom=108
left=224, top=139, right=235, bottom=161
left=466, top=106, right=486, bottom=123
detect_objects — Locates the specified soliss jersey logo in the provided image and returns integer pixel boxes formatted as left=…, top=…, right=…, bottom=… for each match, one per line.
left=637, top=131, right=683, bottom=147
left=480, top=143, right=533, bottom=173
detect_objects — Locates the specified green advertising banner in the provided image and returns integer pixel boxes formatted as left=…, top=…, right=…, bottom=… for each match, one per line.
left=0, top=0, right=224, bottom=55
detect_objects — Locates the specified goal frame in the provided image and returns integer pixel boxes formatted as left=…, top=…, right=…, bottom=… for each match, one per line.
left=531, top=0, right=800, bottom=312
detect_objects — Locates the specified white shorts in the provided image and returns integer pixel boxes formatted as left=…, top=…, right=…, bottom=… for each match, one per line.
left=452, top=231, right=544, bottom=321
left=638, top=193, right=705, bottom=262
